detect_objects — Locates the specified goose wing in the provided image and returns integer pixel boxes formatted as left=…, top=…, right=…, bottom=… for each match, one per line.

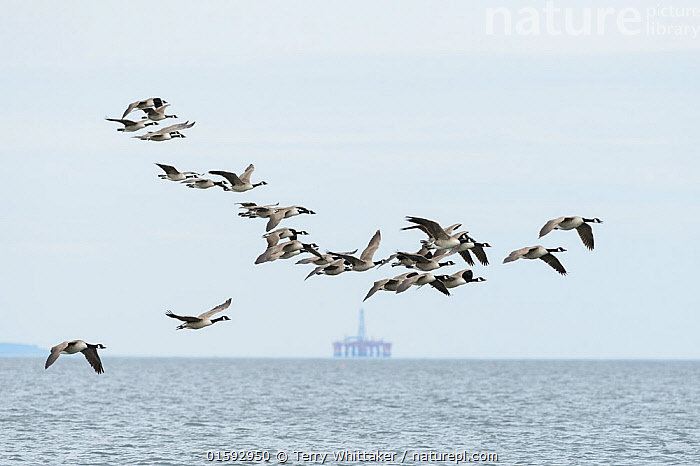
left=122, top=100, right=143, bottom=118
left=81, top=347, right=104, bottom=374
left=155, top=163, right=180, bottom=175
left=405, top=216, right=449, bottom=240
left=265, top=231, right=281, bottom=247
left=360, top=230, right=381, bottom=262
left=539, top=217, right=565, bottom=238
left=503, top=247, right=532, bottom=263
left=266, top=210, right=286, bottom=232
left=198, top=298, right=232, bottom=319
left=429, top=279, right=451, bottom=296
left=395, top=272, right=421, bottom=293
left=165, top=311, right=201, bottom=323
left=45, top=341, right=69, bottom=369
left=472, top=245, right=490, bottom=266
left=458, top=249, right=475, bottom=266
left=576, top=223, right=595, bottom=250
left=305, top=260, right=338, bottom=280
left=459, top=269, right=474, bottom=281
left=398, top=252, right=430, bottom=264
left=209, top=170, right=243, bottom=187
left=539, top=253, right=567, bottom=275
left=327, top=252, right=361, bottom=266
left=239, top=164, right=255, bottom=184
left=363, top=279, right=390, bottom=301
left=105, top=117, right=135, bottom=126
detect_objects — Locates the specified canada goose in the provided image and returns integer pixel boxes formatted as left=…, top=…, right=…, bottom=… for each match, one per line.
left=395, top=272, right=451, bottom=296
left=327, top=230, right=384, bottom=272
left=539, top=216, right=603, bottom=250
left=105, top=116, right=158, bottom=132
left=265, top=205, right=316, bottom=232
left=403, top=216, right=462, bottom=250
left=452, top=233, right=492, bottom=266
left=182, top=178, right=229, bottom=190
left=305, top=258, right=352, bottom=280
left=394, top=248, right=456, bottom=271
left=155, top=163, right=201, bottom=181
left=237, top=202, right=280, bottom=219
left=263, top=228, right=309, bottom=247
left=363, top=273, right=414, bottom=301
left=209, top=164, right=267, bottom=193
left=45, top=340, right=106, bottom=374
left=133, top=121, right=195, bottom=141
left=386, top=245, right=432, bottom=268
left=434, top=269, right=486, bottom=288
left=165, top=298, right=232, bottom=330
left=139, top=103, right=177, bottom=121
left=122, top=97, right=167, bottom=118
left=503, top=246, right=568, bottom=275
left=255, top=240, right=318, bottom=264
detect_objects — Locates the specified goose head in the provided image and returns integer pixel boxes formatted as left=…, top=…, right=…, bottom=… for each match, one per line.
left=473, top=277, right=486, bottom=282
left=212, top=315, right=231, bottom=323
left=479, top=242, right=492, bottom=248
left=293, top=230, right=310, bottom=236
left=95, top=344, right=106, bottom=349
left=548, top=247, right=567, bottom=253
left=589, top=218, right=603, bottom=224
left=439, top=260, right=456, bottom=267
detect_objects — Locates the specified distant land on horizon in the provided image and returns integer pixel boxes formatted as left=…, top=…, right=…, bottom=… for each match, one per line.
left=0, top=343, right=46, bottom=355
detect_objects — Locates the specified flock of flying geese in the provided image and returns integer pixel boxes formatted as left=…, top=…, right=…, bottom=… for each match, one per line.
left=45, top=96, right=603, bottom=374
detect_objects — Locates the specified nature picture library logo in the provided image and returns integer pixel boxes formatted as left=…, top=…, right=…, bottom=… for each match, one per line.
left=485, top=1, right=700, bottom=38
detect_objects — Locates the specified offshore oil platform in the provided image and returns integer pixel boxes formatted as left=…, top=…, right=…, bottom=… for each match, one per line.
left=333, top=309, right=391, bottom=358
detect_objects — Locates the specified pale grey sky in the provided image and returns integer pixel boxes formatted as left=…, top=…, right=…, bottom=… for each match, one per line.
left=1, top=1, right=698, bottom=358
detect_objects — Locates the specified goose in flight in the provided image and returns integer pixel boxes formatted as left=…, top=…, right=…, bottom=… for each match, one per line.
left=182, top=178, right=229, bottom=190
left=263, top=228, right=309, bottom=248
left=402, top=216, right=462, bottom=250
left=237, top=202, right=280, bottom=219
left=105, top=117, right=158, bottom=132
left=209, top=164, right=267, bottom=193
left=265, top=205, right=316, bottom=232
left=295, top=247, right=358, bottom=265
left=165, top=298, right=232, bottom=330
left=503, top=246, right=568, bottom=275
left=133, top=121, right=195, bottom=141
left=139, top=103, right=177, bottom=121
left=305, top=258, right=352, bottom=280
left=395, top=272, right=451, bottom=296
left=363, top=273, right=414, bottom=301
left=122, top=97, right=167, bottom=118
left=434, top=269, right=486, bottom=288
left=327, top=230, right=384, bottom=272
left=45, top=340, right=106, bottom=374
left=539, top=216, right=603, bottom=250
left=155, top=163, right=201, bottom=181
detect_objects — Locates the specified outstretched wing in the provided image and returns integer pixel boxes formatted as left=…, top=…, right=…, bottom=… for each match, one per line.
left=266, top=211, right=285, bottom=232
left=576, top=223, right=595, bottom=250
left=395, top=273, right=421, bottom=293
left=429, top=279, right=451, bottom=296
left=539, top=253, right=567, bottom=275
left=503, top=247, right=531, bottom=264
left=405, top=216, right=449, bottom=240
left=81, top=348, right=104, bottom=374
left=539, top=217, right=565, bottom=238
left=458, top=249, right=475, bottom=266
left=198, top=298, right=233, bottom=319
left=239, top=164, right=255, bottom=184
left=122, top=100, right=141, bottom=118
left=165, top=311, right=200, bottom=323
left=155, top=163, right=179, bottom=175
left=210, top=170, right=243, bottom=187
left=472, top=246, right=490, bottom=266
left=45, top=341, right=69, bottom=369
left=363, top=279, right=389, bottom=302
left=305, top=262, right=331, bottom=281
left=360, top=230, right=381, bottom=262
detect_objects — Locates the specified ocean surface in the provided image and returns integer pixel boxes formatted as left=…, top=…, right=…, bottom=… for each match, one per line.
left=1, top=358, right=698, bottom=465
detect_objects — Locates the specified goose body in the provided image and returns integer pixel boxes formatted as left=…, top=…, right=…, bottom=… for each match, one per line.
left=263, top=228, right=309, bottom=247
left=363, top=273, right=414, bottom=301
left=452, top=233, right=492, bottom=266
left=165, top=298, right=232, bottom=330
left=434, top=269, right=486, bottom=288
left=503, top=245, right=568, bottom=275
left=394, top=248, right=456, bottom=271
left=265, top=205, right=316, bottom=232
left=45, top=340, right=106, bottom=374
left=183, top=178, right=228, bottom=190
left=256, top=241, right=318, bottom=264
left=305, top=258, right=351, bottom=280
left=210, top=164, right=267, bottom=193
left=237, top=202, right=280, bottom=219
left=539, top=216, right=602, bottom=250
